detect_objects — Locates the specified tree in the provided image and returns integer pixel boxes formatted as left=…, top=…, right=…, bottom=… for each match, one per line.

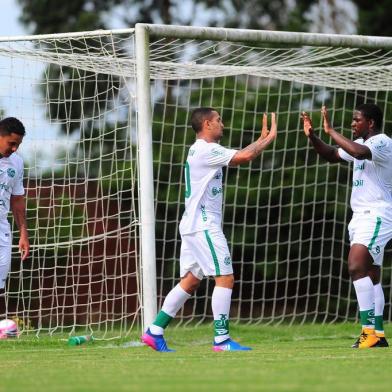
left=351, top=0, right=392, bottom=36
left=18, top=0, right=123, bottom=34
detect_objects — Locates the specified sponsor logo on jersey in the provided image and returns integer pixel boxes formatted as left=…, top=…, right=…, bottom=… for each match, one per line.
left=354, top=163, right=365, bottom=171
left=7, top=168, right=15, bottom=178
left=223, top=256, right=232, bottom=265
left=211, top=148, right=224, bottom=157
left=212, top=187, right=223, bottom=196
left=200, top=205, right=207, bottom=222
left=0, top=183, right=10, bottom=191
left=374, top=139, right=387, bottom=151
left=353, top=179, right=364, bottom=187
left=214, top=172, right=222, bottom=180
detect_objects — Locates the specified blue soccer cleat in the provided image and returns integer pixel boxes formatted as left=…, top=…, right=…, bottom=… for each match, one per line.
left=213, top=338, right=252, bottom=352
left=141, top=328, right=175, bottom=352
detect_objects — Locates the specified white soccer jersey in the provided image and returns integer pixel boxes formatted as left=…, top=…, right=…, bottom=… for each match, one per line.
left=0, top=153, right=24, bottom=245
left=179, top=139, right=237, bottom=235
left=338, top=134, right=392, bottom=213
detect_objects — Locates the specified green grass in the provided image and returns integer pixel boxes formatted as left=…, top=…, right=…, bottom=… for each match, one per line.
left=1, top=323, right=392, bottom=392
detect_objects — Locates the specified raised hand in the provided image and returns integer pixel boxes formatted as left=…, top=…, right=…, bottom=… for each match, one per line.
left=229, top=112, right=277, bottom=166
left=261, top=112, right=277, bottom=140
left=301, top=111, right=313, bottom=137
left=321, top=106, right=333, bottom=134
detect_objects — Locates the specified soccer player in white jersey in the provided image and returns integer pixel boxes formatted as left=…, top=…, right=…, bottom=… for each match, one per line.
left=0, top=117, right=29, bottom=316
left=142, top=107, right=277, bottom=352
left=302, top=103, right=392, bottom=348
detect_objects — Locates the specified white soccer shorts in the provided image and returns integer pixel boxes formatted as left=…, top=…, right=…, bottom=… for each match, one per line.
left=180, top=228, right=233, bottom=279
left=0, top=245, right=12, bottom=289
left=348, top=211, right=392, bottom=266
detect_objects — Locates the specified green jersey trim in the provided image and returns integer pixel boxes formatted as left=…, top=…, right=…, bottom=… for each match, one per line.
left=184, top=161, right=191, bottom=198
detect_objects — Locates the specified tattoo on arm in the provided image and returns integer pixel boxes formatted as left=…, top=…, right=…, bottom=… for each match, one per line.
left=241, top=136, right=274, bottom=158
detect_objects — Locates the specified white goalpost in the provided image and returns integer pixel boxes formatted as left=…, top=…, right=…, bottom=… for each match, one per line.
left=0, top=24, right=392, bottom=336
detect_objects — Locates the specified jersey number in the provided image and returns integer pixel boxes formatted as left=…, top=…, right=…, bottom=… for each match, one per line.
left=184, top=161, right=191, bottom=198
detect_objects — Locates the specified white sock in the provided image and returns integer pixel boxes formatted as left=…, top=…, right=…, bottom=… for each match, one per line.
left=374, top=283, right=385, bottom=334
left=149, top=283, right=191, bottom=335
left=212, top=286, right=232, bottom=344
left=374, top=283, right=385, bottom=316
left=353, top=277, right=375, bottom=310
left=353, top=276, right=375, bottom=329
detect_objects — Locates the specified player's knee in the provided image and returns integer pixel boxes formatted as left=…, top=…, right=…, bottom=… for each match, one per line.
left=186, top=280, right=201, bottom=293
left=180, top=273, right=201, bottom=293
left=347, top=260, right=367, bottom=280
left=215, top=274, right=234, bottom=289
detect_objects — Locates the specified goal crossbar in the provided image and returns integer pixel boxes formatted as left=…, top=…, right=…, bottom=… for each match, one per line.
left=142, top=24, right=392, bottom=49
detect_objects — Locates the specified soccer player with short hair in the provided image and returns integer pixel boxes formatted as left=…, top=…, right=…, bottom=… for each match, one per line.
left=0, top=117, right=29, bottom=315
left=302, top=104, right=392, bottom=348
left=142, top=107, right=277, bottom=352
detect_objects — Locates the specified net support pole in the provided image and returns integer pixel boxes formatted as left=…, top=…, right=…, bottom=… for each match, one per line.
left=135, top=24, right=157, bottom=330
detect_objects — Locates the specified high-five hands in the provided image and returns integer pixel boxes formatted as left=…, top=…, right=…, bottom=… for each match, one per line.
left=321, top=106, right=334, bottom=134
left=301, top=111, right=313, bottom=137
left=261, top=112, right=277, bottom=140
left=301, top=107, right=334, bottom=137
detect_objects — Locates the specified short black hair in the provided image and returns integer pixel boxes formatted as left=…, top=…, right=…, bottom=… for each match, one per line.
left=0, top=117, right=25, bottom=137
left=190, top=107, right=216, bottom=133
left=356, top=103, right=383, bottom=131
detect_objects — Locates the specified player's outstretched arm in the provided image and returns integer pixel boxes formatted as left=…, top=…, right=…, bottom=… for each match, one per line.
left=301, top=111, right=341, bottom=163
left=229, top=113, right=277, bottom=166
left=321, top=106, right=371, bottom=160
left=10, top=195, right=30, bottom=261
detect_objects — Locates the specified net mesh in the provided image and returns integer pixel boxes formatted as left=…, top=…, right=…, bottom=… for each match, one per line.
left=147, top=37, right=392, bottom=325
left=0, top=31, right=140, bottom=337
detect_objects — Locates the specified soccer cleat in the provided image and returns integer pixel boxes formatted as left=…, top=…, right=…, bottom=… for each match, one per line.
left=373, top=336, right=389, bottom=348
left=141, top=329, right=175, bottom=352
left=213, top=338, right=252, bottom=352
left=352, top=328, right=379, bottom=349
left=351, top=329, right=366, bottom=348
left=351, top=334, right=361, bottom=348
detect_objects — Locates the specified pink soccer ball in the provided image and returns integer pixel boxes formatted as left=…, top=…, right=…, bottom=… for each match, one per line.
left=0, top=319, right=18, bottom=339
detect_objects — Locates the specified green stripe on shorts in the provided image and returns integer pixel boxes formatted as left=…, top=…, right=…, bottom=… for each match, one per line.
left=368, top=216, right=382, bottom=251
left=204, top=230, right=220, bottom=275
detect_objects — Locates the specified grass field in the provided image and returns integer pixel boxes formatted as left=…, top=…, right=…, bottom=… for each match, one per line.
left=1, top=323, right=392, bottom=392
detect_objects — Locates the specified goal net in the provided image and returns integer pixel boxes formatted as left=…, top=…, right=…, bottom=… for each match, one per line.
left=147, top=33, right=392, bottom=327
left=0, top=26, right=391, bottom=336
left=0, top=31, right=140, bottom=337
